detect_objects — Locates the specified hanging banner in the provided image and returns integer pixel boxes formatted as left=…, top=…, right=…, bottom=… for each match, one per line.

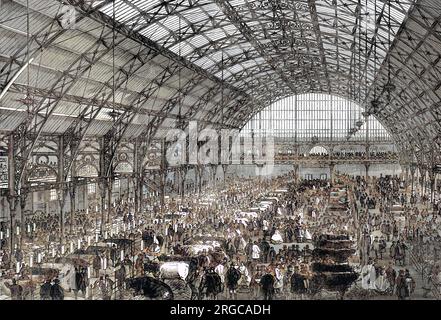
left=0, top=156, right=8, bottom=189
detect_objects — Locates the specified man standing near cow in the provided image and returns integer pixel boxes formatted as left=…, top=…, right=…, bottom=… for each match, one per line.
left=225, top=263, right=241, bottom=300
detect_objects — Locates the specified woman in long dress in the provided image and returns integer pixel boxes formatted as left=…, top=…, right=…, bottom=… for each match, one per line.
left=274, top=265, right=284, bottom=294
left=375, top=267, right=390, bottom=292
left=361, top=261, right=377, bottom=290
left=271, top=230, right=283, bottom=244
left=238, top=262, right=251, bottom=287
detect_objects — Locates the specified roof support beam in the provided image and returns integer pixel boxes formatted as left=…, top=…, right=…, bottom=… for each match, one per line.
left=213, top=0, right=300, bottom=96
left=10, top=21, right=122, bottom=195
left=6, top=83, right=238, bottom=129
left=307, top=0, right=331, bottom=92
left=0, top=0, right=113, bottom=98
left=61, top=0, right=258, bottom=106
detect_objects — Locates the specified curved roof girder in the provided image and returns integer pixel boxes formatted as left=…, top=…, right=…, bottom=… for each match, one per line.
left=3, top=0, right=441, bottom=178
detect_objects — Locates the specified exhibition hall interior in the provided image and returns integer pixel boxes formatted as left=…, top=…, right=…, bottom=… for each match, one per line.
left=0, top=0, right=440, bottom=300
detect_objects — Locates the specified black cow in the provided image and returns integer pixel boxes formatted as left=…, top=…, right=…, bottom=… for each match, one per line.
left=126, top=276, right=174, bottom=300
left=199, top=269, right=222, bottom=300
left=143, top=262, right=161, bottom=276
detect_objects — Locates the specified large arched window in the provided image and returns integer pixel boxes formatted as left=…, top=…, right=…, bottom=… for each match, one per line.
left=241, top=93, right=391, bottom=142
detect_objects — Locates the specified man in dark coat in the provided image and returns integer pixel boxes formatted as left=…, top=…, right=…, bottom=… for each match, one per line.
left=225, top=264, right=241, bottom=300
left=115, top=264, right=127, bottom=299
left=1, top=251, right=10, bottom=268
left=291, top=267, right=308, bottom=299
left=186, top=267, right=200, bottom=300
left=389, top=241, right=396, bottom=260
left=75, top=265, right=88, bottom=298
left=50, top=278, right=64, bottom=300
left=200, top=267, right=222, bottom=300
left=40, top=279, right=52, bottom=300
left=268, top=247, right=276, bottom=263
left=385, top=263, right=397, bottom=295
left=142, top=228, right=149, bottom=243
left=260, top=273, right=275, bottom=300
left=259, top=239, right=270, bottom=263
left=395, top=270, right=408, bottom=300
left=245, top=239, right=253, bottom=261
left=286, top=225, right=294, bottom=243
left=226, top=240, right=236, bottom=257
left=15, top=249, right=23, bottom=263
left=394, top=241, right=405, bottom=266
left=93, top=253, right=101, bottom=278
left=110, top=245, right=117, bottom=266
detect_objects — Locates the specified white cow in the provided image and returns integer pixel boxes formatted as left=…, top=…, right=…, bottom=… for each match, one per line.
left=159, top=262, right=189, bottom=281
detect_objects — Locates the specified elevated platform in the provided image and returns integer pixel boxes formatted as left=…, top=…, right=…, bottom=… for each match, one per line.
left=273, top=157, right=399, bottom=165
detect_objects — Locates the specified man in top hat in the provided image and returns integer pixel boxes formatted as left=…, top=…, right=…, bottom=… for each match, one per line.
left=371, top=236, right=381, bottom=260
left=50, top=278, right=64, bottom=300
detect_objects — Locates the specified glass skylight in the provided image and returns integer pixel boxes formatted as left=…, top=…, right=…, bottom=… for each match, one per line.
left=97, top=0, right=413, bottom=99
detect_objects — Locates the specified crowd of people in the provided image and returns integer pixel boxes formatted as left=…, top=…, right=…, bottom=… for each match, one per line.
left=105, top=175, right=359, bottom=300
left=354, top=174, right=441, bottom=299
left=0, top=167, right=439, bottom=300
left=275, top=151, right=398, bottom=161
